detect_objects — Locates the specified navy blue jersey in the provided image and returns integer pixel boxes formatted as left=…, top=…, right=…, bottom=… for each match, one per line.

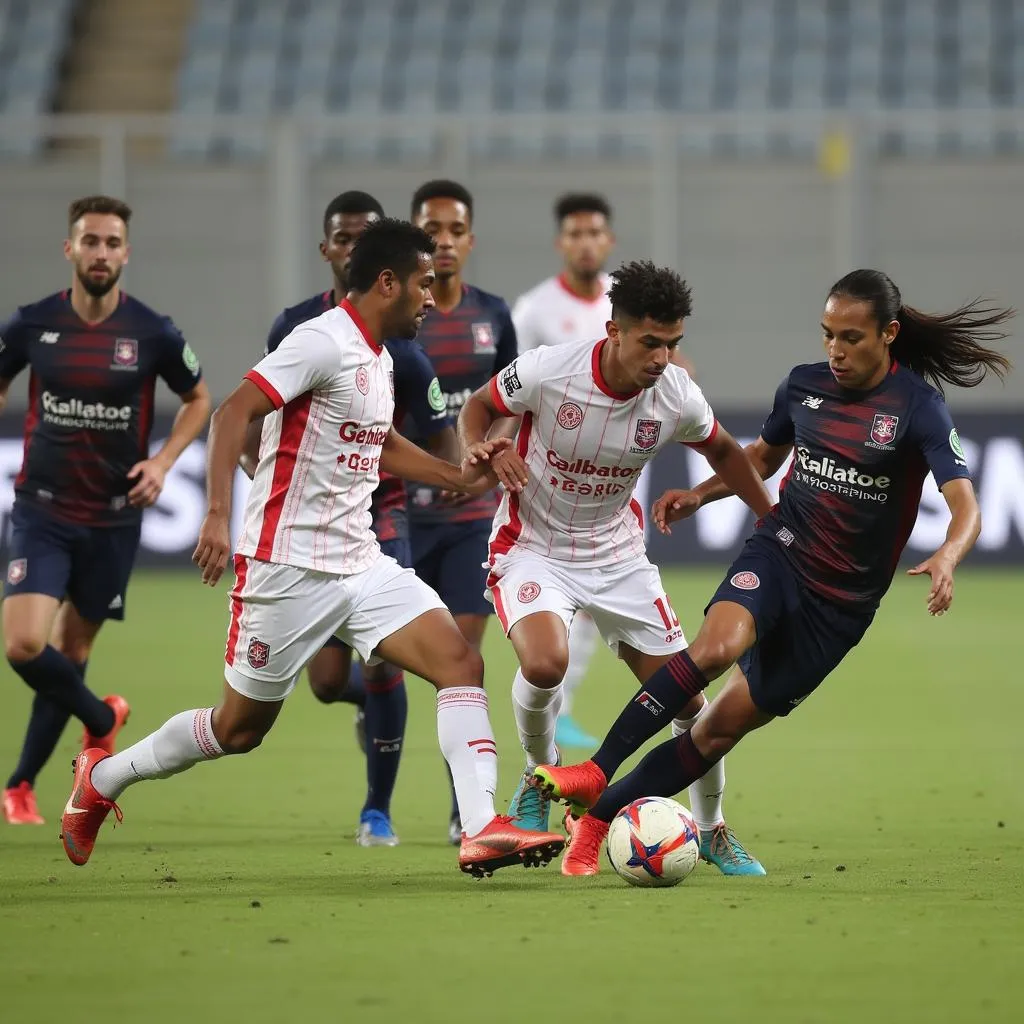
left=407, top=283, right=517, bottom=525
left=757, top=361, right=970, bottom=611
left=265, top=291, right=450, bottom=540
left=0, top=291, right=202, bottom=526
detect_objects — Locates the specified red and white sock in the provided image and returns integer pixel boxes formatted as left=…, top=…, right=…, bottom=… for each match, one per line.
left=672, top=700, right=725, bottom=833
left=436, top=687, right=497, bottom=837
left=91, top=708, right=224, bottom=801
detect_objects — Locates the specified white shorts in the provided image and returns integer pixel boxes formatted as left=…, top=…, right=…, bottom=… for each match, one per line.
left=488, top=553, right=687, bottom=657
left=223, top=554, right=446, bottom=701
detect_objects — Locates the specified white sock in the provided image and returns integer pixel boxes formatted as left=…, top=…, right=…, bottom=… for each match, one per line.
left=559, top=613, right=600, bottom=716
left=672, top=700, right=725, bottom=834
left=511, top=670, right=562, bottom=770
left=436, top=687, right=497, bottom=837
left=91, top=708, right=224, bottom=801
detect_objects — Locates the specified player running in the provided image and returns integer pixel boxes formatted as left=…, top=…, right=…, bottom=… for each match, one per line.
left=408, top=180, right=519, bottom=842
left=512, top=193, right=697, bottom=751
left=242, top=191, right=456, bottom=848
left=530, top=268, right=1013, bottom=875
left=60, top=219, right=564, bottom=878
left=1, top=195, right=210, bottom=825
left=460, top=260, right=772, bottom=876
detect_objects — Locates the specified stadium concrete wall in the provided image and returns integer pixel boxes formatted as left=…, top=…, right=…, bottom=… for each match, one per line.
left=1, top=411, right=1021, bottom=568
left=0, top=157, right=1021, bottom=411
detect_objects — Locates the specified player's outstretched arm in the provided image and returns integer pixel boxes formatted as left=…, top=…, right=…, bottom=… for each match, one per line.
left=194, top=380, right=276, bottom=585
left=380, top=428, right=522, bottom=496
left=697, top=427, right=775, bottom=517
left=459, top=383, right=529, bottom=492
left=906, top=478, right=981, bottom=616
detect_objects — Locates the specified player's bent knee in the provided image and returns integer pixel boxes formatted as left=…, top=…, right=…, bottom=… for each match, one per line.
left=519, top=653, right=568, bottom=689
left=688, top=636, right=743, bottom=678
left=217, top=727, right=267, bottom=755
left=308, top=676, right=347, bottom=704
left=434, top=645, right=485, bottom=689
left=5, top=635, right=48, bottom=664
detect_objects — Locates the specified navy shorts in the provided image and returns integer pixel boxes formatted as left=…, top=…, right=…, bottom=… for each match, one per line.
left=410, top=519, right=493, bottom=618
left=3, top=501, right=141, bottom=623
left=706, top=532, right=874, bottom=716
left=323, top=537, right=412, bottom=651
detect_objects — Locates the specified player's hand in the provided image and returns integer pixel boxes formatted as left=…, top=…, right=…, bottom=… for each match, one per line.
left=652, top=489, right=702, bottom=534
left=126, top=458, right=167, bottom=508
left=463, top=437, right=513, bottom=465
left=487, top=447, right=528, bottom=493
left=193, top=511, right=232, bottom=586
left=907, top=552, right=956, bottom=616
left=439, top=489, right=476, bottom=506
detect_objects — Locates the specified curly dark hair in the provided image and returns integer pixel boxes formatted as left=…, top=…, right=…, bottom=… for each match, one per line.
left=347, top=218, right=437, bottom=293
left=608, top=260, right=692, bottom=324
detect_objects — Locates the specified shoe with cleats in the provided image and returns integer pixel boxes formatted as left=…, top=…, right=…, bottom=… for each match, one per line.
left=60, top=749, right=122, bottom=866
left=560, top=814, right=609, bottom=876
left=3, top=781, right=44, bottom=825
left=457, top=815, right=564, bottom=878
left=529, top=759, right=607, bottom=818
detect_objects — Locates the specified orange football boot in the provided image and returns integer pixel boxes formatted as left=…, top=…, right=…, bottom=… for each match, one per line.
left=529, top=759, right=607, bottom=817
left=60, top=749, right=122, bottom=866
left=82, top=695, right=130, bottom=755
left=458, top=815, right=565, bottom=878
left=560, top=814, right=609, bottom=876
left=3, top=781, right=44, bottom=825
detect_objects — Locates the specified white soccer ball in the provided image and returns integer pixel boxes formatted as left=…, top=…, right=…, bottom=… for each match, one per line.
left=606, top=797, right=701, bottom=887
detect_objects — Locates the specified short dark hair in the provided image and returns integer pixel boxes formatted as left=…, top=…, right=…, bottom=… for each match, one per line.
left=554, top=192, right=612, bottom=226
left=608, top=260, right=692, bottom=324
left=346, top=218, right=437, bottom=293
left=322, top=190, right=384, bottom=237
left=410, top=179, right=474, bottom=222
left=68, top=195, right=132, bottom=232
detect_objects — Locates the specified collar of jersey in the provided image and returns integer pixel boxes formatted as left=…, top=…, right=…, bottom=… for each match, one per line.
left=339, top=298, right=382, bottom=356
left=592, top=339, right=641, bottom=401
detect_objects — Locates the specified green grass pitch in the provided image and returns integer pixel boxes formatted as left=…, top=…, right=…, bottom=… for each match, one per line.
left=1, top=568, right=1022, bottom=1023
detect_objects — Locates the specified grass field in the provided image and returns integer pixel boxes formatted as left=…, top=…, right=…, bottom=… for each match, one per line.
left=1, top=568, right=1022, bottom=1024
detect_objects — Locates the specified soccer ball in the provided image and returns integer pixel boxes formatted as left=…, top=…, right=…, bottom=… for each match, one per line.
left=606, top=797, right=701, bottom=888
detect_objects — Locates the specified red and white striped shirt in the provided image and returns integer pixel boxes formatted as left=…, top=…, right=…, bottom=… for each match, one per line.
left=487, top=338, right=717, bottom=567
left=239, top=299, right=394, bottom=575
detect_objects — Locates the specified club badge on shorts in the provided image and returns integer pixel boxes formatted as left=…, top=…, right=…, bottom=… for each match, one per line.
left=517, top=582, right=541, bottom=603
left=247, top=638, right=271, bottom=669
left=6, top=558, right=27, bottom=585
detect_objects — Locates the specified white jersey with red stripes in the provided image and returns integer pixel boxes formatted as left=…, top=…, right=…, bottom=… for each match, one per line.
left=487, top=337, right=717, bottom=568
left=239, top=298, right=393, bottom=576
left=511, top=273, right=612, bottom=352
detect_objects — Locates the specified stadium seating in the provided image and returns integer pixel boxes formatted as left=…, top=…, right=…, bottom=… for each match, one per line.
left=0, top=0, right=77, bottom=157
left=167, top=0, right=1024, bottom=162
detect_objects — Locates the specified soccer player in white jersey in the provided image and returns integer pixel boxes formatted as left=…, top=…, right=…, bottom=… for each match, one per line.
left=511, top=193, right=616, bottom=751
left=59, top=220, right=565, bottom=878
left=460, top=261, right=770, bottom=876
left=512, top=195, right=699, bottom=753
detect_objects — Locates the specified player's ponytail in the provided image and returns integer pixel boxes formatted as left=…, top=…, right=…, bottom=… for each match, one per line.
left=828, top=269, right=1013, bottom=395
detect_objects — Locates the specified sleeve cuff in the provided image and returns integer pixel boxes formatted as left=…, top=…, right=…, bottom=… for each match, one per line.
left=245, top=370, right=284, bottom=409
left=489, top=376, right=513, bottom=417
left=682, top=418, right=719, bottom=449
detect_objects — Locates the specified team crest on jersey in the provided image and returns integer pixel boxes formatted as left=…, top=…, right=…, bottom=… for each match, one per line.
left=472, top=322, right=495, bottom=353
left=556, top=402, right=583, bottom=430
left=730, top=571, right=760, bottom=591
left=6, top=558, right=27, bottom=585
left=247, top=637, right=271, bottom=669
left=112, top=338, right=138, bottom=369
left=868, top=413, right=899, bottom=448
left=630, top=418, right=662, bottom=453
left=355, top=366, right=370, bottom=395
left=517, top=582, right=541, bottom=604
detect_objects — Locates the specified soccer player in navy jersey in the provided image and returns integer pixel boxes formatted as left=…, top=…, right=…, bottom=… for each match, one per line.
left=241, top=191, right=457, bottom=846
left=532, top=268, right=1013, bottom=875
left=409, top=180, right=520, bottom=843
left=0, top=195, right=211, bottom=825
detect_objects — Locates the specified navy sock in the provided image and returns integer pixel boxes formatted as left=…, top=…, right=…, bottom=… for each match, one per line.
left=361, top=671, right=407, bottom=816
left=590, top=730, right=716, bottom=823
left=7, top=693, right=72, bottom=788
left=340, top=660, right=367, bottom=708
left=591, top=650, right=708, bottom=780
left=9, top=648, right=112, bottom=738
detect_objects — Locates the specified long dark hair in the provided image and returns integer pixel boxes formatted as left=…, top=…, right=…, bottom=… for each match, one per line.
left=828, top=269, right=1013, bottom=394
